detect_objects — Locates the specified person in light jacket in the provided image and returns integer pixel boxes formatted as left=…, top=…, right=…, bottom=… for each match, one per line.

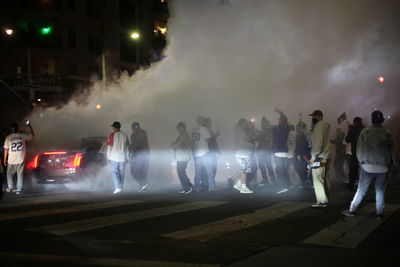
left=309, top=110, right=331, bottom=208
left=342, top=111, right=397, bottom=218
left=171, top=122, right=194, bottom=194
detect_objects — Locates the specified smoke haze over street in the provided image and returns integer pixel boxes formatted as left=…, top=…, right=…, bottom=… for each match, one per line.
left=28, top=0, right=400, bottom=189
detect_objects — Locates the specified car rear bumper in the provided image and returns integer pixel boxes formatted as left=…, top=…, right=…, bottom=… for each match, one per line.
left=33, top=168, right=81, bottom=184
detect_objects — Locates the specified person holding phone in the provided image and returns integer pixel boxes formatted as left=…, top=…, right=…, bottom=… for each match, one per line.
left=3, top=121, right=34, bottom=194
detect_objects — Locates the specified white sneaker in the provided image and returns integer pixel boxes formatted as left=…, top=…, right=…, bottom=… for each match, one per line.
left=239, top=185, right=253, bottom=194
left=139, top=184, right=149, bottom=193
left=184, top=187, right=193, bottom=194
left=113, top=188, right=122, bottom=194
left=233, top=180, right=242, bottom=191
left=178, top=190, right=186, bottom=194
left=276, top=188, right=289, bottom=194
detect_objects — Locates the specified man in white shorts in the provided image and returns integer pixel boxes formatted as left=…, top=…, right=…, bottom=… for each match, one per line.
left=234, top=118, right=255, bottom=194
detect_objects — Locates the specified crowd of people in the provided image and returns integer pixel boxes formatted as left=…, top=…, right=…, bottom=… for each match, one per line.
left=1, top=108, right=397, bottom=218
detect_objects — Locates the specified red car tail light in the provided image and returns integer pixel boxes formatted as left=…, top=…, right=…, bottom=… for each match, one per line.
left=66, top=153, right=83, bottom=168
left=43, top=151, right=67, bottom=155
left=26, top=154, right=40, bottom=169
left=73, top=153, right=82, bottom=167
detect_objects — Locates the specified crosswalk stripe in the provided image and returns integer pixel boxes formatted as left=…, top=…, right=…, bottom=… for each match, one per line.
left=302, top=204, right=400, bottom=248
left=0, top=252, right=220, bottom=267
left=0, top=200, right=145, bottom=221
left=31, top=201, right=226, bottom=235
left=163, top=202, right=310, bottom=242
left=0, top=199, right=66, bottom=208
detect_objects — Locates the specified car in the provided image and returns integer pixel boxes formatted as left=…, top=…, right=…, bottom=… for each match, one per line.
left=26, top=137, right=107, bottom=184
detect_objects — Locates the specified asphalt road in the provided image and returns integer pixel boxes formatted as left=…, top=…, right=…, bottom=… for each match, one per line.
left=0, top=180, right=399, bottom=267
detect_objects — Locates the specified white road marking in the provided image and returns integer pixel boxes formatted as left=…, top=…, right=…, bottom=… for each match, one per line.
left=303, top=204, right=400, bottom=248
left=0, top=199, right=66, bottom=208
left=0, top=200, right=145, bottom=221
left=163, top=202, right=310, bottom=241
left=0, top=252, right=219, bottom=267
left=31, top=201, right=226, bottom=235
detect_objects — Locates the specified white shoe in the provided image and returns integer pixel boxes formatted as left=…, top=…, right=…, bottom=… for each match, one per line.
left=178, top=190, right=186, bottom=194
left=233, top=180, right=242, bottom=191
left=139, top=184, right=149, bottom=193
left=276, top=188, right=289, bottom=194
left=184, top=187, right=193, bottom=194
left=113, top=188, right=122, bottom=194
left=239, top=185, right=253, bottom=194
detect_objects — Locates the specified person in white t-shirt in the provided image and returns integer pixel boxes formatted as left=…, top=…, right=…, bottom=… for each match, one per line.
left=3, top=122, right=34, bottom=194
left=107, top=121, right=130, bottom=194
left=192, top=116, right=212, bottom=192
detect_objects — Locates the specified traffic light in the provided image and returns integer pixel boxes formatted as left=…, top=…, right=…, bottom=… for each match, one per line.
left=40, top=26, right=52, bottom=35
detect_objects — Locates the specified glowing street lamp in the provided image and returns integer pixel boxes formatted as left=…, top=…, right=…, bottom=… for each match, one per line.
left=5, top=28, right=13, bottom=35
left=130, top=31, right=141, bottom=66
left=130, top=32, right=140, bottom=40
left=96, top=104, right=101, bottom=110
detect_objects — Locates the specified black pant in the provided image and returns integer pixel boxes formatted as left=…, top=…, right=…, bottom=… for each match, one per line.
left=257, top=151, right=276, bottom=184
left=0, top=172, right=3, bottom=199
left=348, top=155, right=359, bottom=189
left=177, top=161, right=193, bottom=191
left=333, top=153, right=346, bottom=180
left=293, top=155, right=309, bottom=186
left=274, top=156, right=292, bottom=188
left=130, top=153, right=149, bottom=187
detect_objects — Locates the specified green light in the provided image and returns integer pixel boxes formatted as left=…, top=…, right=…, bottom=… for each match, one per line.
left=40, top=26, right=52, bottom=35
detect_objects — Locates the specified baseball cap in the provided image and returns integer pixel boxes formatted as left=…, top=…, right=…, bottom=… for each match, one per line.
left=309, top=110, right=323, bottom=117
left=175, top=122, right=186, bottom=129
left=110, top=121, right=121, bottom=128
left=371, top=110, right=385, bottom=124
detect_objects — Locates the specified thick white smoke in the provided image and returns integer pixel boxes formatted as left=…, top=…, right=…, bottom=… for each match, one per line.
left=28, top=0, right=400, bottom=191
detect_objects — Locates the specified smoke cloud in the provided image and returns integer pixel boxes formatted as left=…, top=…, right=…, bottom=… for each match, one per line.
left=28, top=0, right=400, bottom=191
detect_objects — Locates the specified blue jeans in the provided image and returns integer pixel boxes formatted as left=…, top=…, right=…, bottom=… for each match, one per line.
left=177, top=161, right=193, bottom=191
left=194, top=155, right=214, bottom=191
left=350, top=168, right=389, bottom=216
left=110, top=160, right=126, bottom=190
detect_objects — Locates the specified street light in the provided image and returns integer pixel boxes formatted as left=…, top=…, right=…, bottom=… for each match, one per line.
left=130, top=31, right=141, bottom=66
left=5, top=28, right=13, bottom=35
left=130, top=31, right=140, bottom=40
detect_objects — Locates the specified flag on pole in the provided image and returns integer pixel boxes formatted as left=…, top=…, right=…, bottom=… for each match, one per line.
left=337, top=112, right=347, bottom=125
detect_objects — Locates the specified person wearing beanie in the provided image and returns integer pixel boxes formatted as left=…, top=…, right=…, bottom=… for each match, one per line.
left=342, top=111, right=397, bottom=219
